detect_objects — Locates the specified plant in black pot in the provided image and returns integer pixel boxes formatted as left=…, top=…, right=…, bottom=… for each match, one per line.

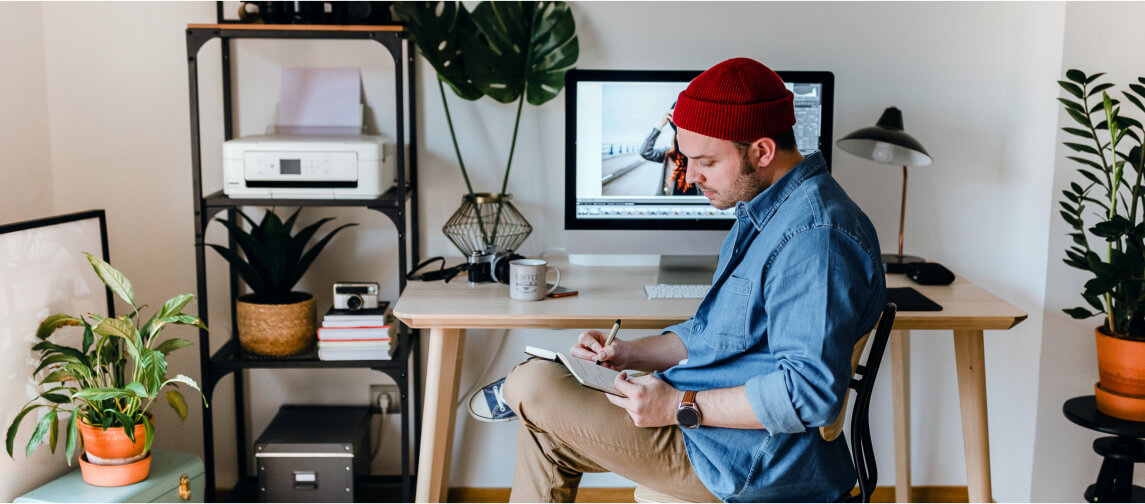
left=208, top=209, right=356, bottom=356
left=393, top=1, right=579, bottom=258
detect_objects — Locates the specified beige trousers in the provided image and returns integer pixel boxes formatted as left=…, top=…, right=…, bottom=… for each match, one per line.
left=502, top=359, right=719, bottom=503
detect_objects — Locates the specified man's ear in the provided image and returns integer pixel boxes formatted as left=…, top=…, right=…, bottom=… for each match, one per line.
left=752, top=137, right=778, bottom=169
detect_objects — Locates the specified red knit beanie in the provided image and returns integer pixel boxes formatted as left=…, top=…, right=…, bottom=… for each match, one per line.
left=673, top=57, right=795, bottom=142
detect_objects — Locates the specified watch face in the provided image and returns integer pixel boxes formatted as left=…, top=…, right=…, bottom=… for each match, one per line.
left=676, top=407, right=701, bottom=428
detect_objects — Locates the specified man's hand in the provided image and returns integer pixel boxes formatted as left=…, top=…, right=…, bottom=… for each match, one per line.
left=570, top=330, right=632, bottom=369
left=606, top=372, right=683, bottom=428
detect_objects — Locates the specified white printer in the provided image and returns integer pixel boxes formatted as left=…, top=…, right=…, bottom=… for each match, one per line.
left=222, top=134, right=395, bottom=199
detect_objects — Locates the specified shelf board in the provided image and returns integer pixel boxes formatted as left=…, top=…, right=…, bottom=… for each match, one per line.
left=210, top=340, right=406, bottom=370
left=189, top=23, right=404, bottom=32
left=226, top=474, right=412, bottom=503
left=203, top=184, right=410, bottom=210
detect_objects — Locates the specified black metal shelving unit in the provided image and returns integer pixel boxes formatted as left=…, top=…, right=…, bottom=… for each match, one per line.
left=185, top=23, right=420, bottom=502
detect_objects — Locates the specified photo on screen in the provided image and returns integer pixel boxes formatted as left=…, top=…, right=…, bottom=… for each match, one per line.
left=599, top=83, right=693, bottom=197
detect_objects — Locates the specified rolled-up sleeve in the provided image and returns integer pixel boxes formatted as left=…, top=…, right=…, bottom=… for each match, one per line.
left=662, top=318, right=693, bottom=340
left=745, top=226, right=882, bottom=434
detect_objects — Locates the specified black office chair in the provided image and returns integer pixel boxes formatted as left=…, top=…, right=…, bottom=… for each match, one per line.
left=633, top=302, right=898, bottom=503
left=843, top=302, right=897, bottom=503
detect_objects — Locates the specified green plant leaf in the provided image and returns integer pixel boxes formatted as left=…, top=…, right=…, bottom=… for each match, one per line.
left=1060, top=210, right=1080, bottom=228
left=26, top=410, right=57, bottom=458
left=49, top=412, right=59, bottom=453
left=1058, top=97, right=1085, bottom=114
left=41, top=369, right=76, bottom=384
left=154, top=338, right=194, bottom=356
left=1130, top=83, right=1145, bottom=99
left=93, top=317, right=137, bottom=342
left=1065, top=142, right=1100, bottom=156
left=1064, top=307, right=1096, bottom=319
left=106, top=410, right=135, bottom=443
left=1123, top=91, right=1145, bottom=115
left=463, top=1, right=579, bottom=106
left=84, top=252, right=134, bottom=307
left=40, top=393, right=70, bottom=404
left=1092, top=99, right=1120, bottom=115
left=1091, top=216, right=1133, bottom=240
left=1085, top=276, right=1117, bottom=297
left=125, top=381, right=147, bottom=398
left=1086, top=72, right=1106, bottom=84
left=1067, top=107, right=1091, bottom=126
left=1090, top=82, right=1115, bottom=96
left=167, top=390, right=189, bottom=421
left=34, top=354, right=82, bottom=375
left=142, top=414, right=154, bottom=455
left=393, top=1, right=485, bottom=100
left=157, top=294, right=194, bottom=320
left=81, top=322, right=93, bottom=355
left=292, top=223, right=358, bottom=289
left=205, top=244, right=268, bottom=296
left=7, top=403, right=48, bottom=457
left=162, top=375, right=207, bottom=407
left=1066, top=69, right=1087, bottom=84
left=35, top=314, right=82, bottom=341
left=1059, top=80, right=1083, bottom=99
left=74, top=388, right=134, bottom=401
left=64, top=412, right=77, bottom=466
left=1063, top=127, right=1094, bottom=139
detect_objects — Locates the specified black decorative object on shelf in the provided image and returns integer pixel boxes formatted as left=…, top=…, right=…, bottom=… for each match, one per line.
left=1064, top=396, right=1145, bottom=502
left=185, top=23, right=419, bottom=502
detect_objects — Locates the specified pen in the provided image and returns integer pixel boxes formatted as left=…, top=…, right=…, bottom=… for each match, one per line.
left=596, top=319, right=622, bottom=366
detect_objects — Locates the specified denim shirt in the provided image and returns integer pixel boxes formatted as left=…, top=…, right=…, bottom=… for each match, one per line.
left=658, top=152, right=886, bottom=502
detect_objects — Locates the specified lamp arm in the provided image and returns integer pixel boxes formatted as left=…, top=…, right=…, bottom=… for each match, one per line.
left=898, top=165, right=908, bottom=260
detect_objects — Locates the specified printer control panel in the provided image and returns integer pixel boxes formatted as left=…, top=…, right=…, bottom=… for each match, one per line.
left=242, top=151, right=358, bottom=181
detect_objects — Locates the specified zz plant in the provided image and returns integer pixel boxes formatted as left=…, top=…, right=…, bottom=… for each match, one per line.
left=6, top=253, right=207, bottom=464
left=1058, top=69, right=1145, bottom=338
left=207, top=208, right=356, bottom=304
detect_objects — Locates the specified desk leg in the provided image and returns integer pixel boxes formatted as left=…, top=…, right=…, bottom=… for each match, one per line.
left=416, top=328, right=465, bottom=503
left=953, top=329, right=993, bottom=503
left=891, top=329, right=912, bottom=503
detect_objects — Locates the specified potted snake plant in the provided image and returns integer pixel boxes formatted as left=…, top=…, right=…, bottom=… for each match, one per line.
left=393, top=1, right=579, bottom=256
left=208, top=208, right=355, bottom=356
left=1057, top=69, right=1145, bottom=420
left=6, top=253, right=207, bottom=486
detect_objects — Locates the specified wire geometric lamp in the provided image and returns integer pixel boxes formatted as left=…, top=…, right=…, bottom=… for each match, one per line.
left=442, top=193, right=533, bottom=256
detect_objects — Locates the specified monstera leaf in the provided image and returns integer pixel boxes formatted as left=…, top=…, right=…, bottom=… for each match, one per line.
left=463, top=1, right=579, bottom=105
left=392, top=2, right=484, bottom=100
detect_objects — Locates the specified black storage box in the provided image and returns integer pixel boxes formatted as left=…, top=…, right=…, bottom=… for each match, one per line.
left=255, top=405, right=370, bottom=503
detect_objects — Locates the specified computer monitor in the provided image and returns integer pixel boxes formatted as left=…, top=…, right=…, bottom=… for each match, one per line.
left=563, top=69, right=834, bottom=280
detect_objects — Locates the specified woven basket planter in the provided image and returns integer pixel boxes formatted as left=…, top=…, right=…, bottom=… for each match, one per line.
left=235, top=292, right=316, bottom=356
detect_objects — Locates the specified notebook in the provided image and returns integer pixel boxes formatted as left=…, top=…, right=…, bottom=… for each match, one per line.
left=524, top=345, right=626, bottom=397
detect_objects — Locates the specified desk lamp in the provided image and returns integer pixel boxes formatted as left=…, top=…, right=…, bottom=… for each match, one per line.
left=837, top=106, right=933, bottom=273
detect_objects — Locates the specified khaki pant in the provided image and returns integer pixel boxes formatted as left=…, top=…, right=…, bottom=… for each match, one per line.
left=502, top=359, right=719, bottom=503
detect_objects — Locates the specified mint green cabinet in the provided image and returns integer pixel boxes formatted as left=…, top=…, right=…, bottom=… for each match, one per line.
left=15, top=450, right=204, bottom=503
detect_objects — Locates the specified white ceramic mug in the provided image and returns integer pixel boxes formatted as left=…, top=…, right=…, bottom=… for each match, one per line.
left=509, top=259, right=561, bottom=301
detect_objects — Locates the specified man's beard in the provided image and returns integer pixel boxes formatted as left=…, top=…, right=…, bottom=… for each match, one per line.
left=699, top=152, right=769, bottom=210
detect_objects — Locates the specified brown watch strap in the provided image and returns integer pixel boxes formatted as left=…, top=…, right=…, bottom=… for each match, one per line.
left=681, top=390, right=697, bottom=406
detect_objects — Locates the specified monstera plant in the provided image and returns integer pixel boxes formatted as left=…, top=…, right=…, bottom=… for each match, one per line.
left=393, top=1, right=579, bottom=255
left=1056, top=69, right=1145, bottom=420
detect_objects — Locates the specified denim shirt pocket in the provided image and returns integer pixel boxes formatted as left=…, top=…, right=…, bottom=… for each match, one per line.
left=700, top=275, right=753, bottom=352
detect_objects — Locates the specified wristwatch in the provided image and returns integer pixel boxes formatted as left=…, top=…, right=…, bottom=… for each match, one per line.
left=676, top=390, right=702, bottom=429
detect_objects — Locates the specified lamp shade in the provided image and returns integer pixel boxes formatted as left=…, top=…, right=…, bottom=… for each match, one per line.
left=836, top=107, right=933, bottom=167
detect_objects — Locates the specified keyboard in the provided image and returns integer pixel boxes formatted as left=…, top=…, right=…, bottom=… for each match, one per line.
left=644, top=284, right=710, bottom=299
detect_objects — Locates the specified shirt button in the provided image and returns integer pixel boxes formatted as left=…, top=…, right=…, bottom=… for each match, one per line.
left=694, top=324, right=703, bottom=332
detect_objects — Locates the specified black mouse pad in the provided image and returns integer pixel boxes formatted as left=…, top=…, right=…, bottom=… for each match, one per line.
left=886, top=287, right=943, bottom=311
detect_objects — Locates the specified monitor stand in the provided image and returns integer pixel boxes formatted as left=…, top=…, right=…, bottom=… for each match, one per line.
left=656, top=255, right=719, bottom=285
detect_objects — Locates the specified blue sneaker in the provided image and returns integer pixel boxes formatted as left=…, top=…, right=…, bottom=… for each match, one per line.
left=467, top=377, right=518, bottom=422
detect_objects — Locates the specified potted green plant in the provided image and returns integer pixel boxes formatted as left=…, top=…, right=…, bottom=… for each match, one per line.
left=1057, top=69, right=1145, bottom=420
left=6, top=253, right=207, bottom=487
left=207, top=208, right=356, bottom=356
left=393, top=1, right=579, bottom=256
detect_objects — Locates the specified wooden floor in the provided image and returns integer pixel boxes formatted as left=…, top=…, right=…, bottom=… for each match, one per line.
left=449, top=486, right=970, bottom=503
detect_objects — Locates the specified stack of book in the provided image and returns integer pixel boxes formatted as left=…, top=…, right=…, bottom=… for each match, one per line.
left=317, top=303, right=394, bottom=361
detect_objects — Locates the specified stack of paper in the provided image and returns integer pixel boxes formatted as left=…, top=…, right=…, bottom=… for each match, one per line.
left=317, top=304, right=394, bottom=361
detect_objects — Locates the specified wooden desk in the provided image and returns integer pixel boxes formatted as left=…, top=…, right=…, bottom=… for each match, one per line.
left=394, top=261, right=1026, bottom=503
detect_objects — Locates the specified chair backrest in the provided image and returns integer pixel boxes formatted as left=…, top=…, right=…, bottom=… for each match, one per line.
left=843, top=302, right=897, bottom=503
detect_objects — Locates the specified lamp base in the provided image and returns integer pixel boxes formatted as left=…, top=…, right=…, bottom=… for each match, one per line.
left=882, top=253, right=925, bottom=274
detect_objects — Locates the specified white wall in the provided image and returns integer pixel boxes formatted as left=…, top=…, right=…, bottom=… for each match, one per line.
left=3, top=1, right=1123, bottom=501
left=1031, top=2, right=1145, bottom=501
left=0, top=3, right=63, bottom=500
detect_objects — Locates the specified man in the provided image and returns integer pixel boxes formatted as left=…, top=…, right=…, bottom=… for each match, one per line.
left=502, top=57, right=886, bottom=502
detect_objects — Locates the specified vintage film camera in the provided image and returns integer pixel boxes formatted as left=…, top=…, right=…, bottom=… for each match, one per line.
left=467, top=246, right=524, bottom=284
left=333, top=282, right=379, bottom=311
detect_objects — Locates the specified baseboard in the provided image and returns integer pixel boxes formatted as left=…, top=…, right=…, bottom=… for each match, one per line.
left=449, top=485, right=970, bottom=503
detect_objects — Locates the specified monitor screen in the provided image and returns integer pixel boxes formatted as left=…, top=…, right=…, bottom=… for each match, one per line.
left=564, top=69, right=834, bottom=232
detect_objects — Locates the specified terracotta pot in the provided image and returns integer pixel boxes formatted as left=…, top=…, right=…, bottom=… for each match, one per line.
left=79, top=452, right=151, bottom=487
left=235, top=292, right=316, bottom=356
left=1095, top=327, right=1145, bottom=420
left=78, top=418, right=147, bottom=464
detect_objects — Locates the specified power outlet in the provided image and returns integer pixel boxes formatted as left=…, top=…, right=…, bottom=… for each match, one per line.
left=369, top=384, right=401, bottom=414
